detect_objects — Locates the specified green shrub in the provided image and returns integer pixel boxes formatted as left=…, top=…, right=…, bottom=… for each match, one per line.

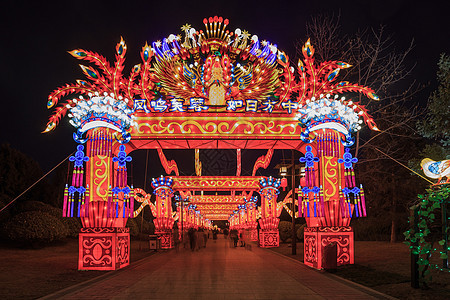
left=126, top=218, right=140, bottom=237
left=13, top=200, right=81, bottom=238
left=134, top=216, right=155, bottom=234
left=42, top=205, right=81, bottom=238
left=1, top=211, right=69, bottom=247
left=14, top=200, right=50, bottom=214
left=352, top=215, right=392, bottom=241
left=297, top=223, right=306, bottom=241
left=278, top=221, right=292, bottom=242
left=60, top=217, right=82, bottom=238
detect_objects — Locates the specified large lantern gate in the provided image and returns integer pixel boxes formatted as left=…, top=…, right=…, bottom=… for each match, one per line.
left=44, top=16, right=378, bottom=270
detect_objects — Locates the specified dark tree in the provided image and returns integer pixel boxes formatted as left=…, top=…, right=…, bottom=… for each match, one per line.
left=0, top=143, right=57, bottom=211
left=302, top=14, right=424, bottom=242
left=417, top=53, right=450, bottom=160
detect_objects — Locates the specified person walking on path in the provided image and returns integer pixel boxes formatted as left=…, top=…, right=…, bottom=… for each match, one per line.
left=223, top=228, right=229, bottom=239
left=239, top=231, right=245, bottom=247
left=195, top=229, right=202, bottom=250
left=230, top=229, right=238, bottom=247
left=203, top=229, right=208, bottom=248
left=183, top=230, right=189, bottom=249
left=188, top=228, right=196, bottom=251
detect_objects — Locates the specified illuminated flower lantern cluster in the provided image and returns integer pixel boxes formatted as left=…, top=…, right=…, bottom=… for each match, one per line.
left=294, top=40, right=376, bottom=269
left=258, top=177, right=281, bottom=247
left=245, top=196, right=259, bottom=241
left=151, top=176, right=175, bottom=248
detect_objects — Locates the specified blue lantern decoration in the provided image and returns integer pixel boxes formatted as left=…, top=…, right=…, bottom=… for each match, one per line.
left=299, top=145, right=319, bottom=167
left=338, top=148, right=358, bottom=168
left=69, top=145, right=90, bottom=167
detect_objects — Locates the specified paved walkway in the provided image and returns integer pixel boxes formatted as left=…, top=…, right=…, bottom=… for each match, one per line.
left=42, top=238, right=394, bottom=300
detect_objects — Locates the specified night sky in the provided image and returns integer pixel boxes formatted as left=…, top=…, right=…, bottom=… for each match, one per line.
left=1, top=0, right=448, bottom=185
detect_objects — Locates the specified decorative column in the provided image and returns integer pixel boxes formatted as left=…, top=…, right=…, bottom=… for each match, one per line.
left=258, top=176, right=281, bottom=248
left=237, top=204, right=247, bottom=240
left=245, top=197, right=258, bottom=241
left=298, top=95, right=369, bottom=269
left=195, top=209, right=201, bottom=229
left=151, top=176, right=175, bottom=249
left=59, top=94, right=135, bottom=271
left=187, top=204, right=196, bottom=229
left=175, top=195, right=189, bottom=241
left=229, top=210, right=238, bottom=231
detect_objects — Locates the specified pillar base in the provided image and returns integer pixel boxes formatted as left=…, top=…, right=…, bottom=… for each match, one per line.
left=156, top=231, right=173, bottom=249
left=259, top=230, right=279, bottom=248
left=304, top=226, right=354, bottom=270
left=78, top=227, right=130, bottom=271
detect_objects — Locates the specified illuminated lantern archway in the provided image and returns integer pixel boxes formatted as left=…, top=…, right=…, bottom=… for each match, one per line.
left=44, top=16, right=379, bottom=270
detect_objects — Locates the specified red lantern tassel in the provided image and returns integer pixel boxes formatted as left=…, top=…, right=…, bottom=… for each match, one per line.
left=103, top=132, right=107, bottom=156
left=85, top=185, right=90, bottom=217
left=311, top=168, right=316, bottom=186
left=96, top=132, right=100, bottom=156
left=107, top=186, right=112, bottom=218
left=78, top=168, right=83, bottom=187
left=69, top=195, right=74, bottom=217
left=346, top=195, right=352, bottom=217
left=313, top=194, right=317, bottom=217
left=318, top=135, right=322, bottom=157
left=115, top=197, right=119, bottom=218
left=62, top=184, right=68, bottom=217
left=74, top=168, right=79, bottom=187
left=336, top=133, right=340, bottom=158
left=339, top=188, right=346, bottom=217
left=306, top=200, right=310, bottom=218
left=345, top=169, right=351, bottom=188
left=129, top=186, right=134, bottom=218
left=71, top=169, right=77, bottom=187
left=319, top=186, right=325, bottom=217
left=109, top=134, right=113, bottom=157
left=116, top=169, right=120, bottom=189
left=93, top=132, right=97, bottom=156
left=354, top=194, right=360, bottom=217
left=122, top=196, right=127, bottom=218
left=298, top=191, right=303, bottom=217
left=77, top=193, right=83, bottom=218
left=351, top=169, right=356, bottom=187
left=100, top=132, right=103, bottom=156
left=360, top=185, right=367, bottom=217
left=98, top=132, right=102, bottom=156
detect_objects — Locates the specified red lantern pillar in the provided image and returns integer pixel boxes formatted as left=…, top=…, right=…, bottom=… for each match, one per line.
left=187, top=205, right=194, bottom=229
left=258, top=176, right=281, bottom=248
left=300, top=130, right=354, bottom=269
left=238, top=204, right=247, bottom=241
left=151, top=176, right=175, bottom=249
left=245, top=197, right=258, bottom=241
left=78, top=127, right=131, bottom=270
